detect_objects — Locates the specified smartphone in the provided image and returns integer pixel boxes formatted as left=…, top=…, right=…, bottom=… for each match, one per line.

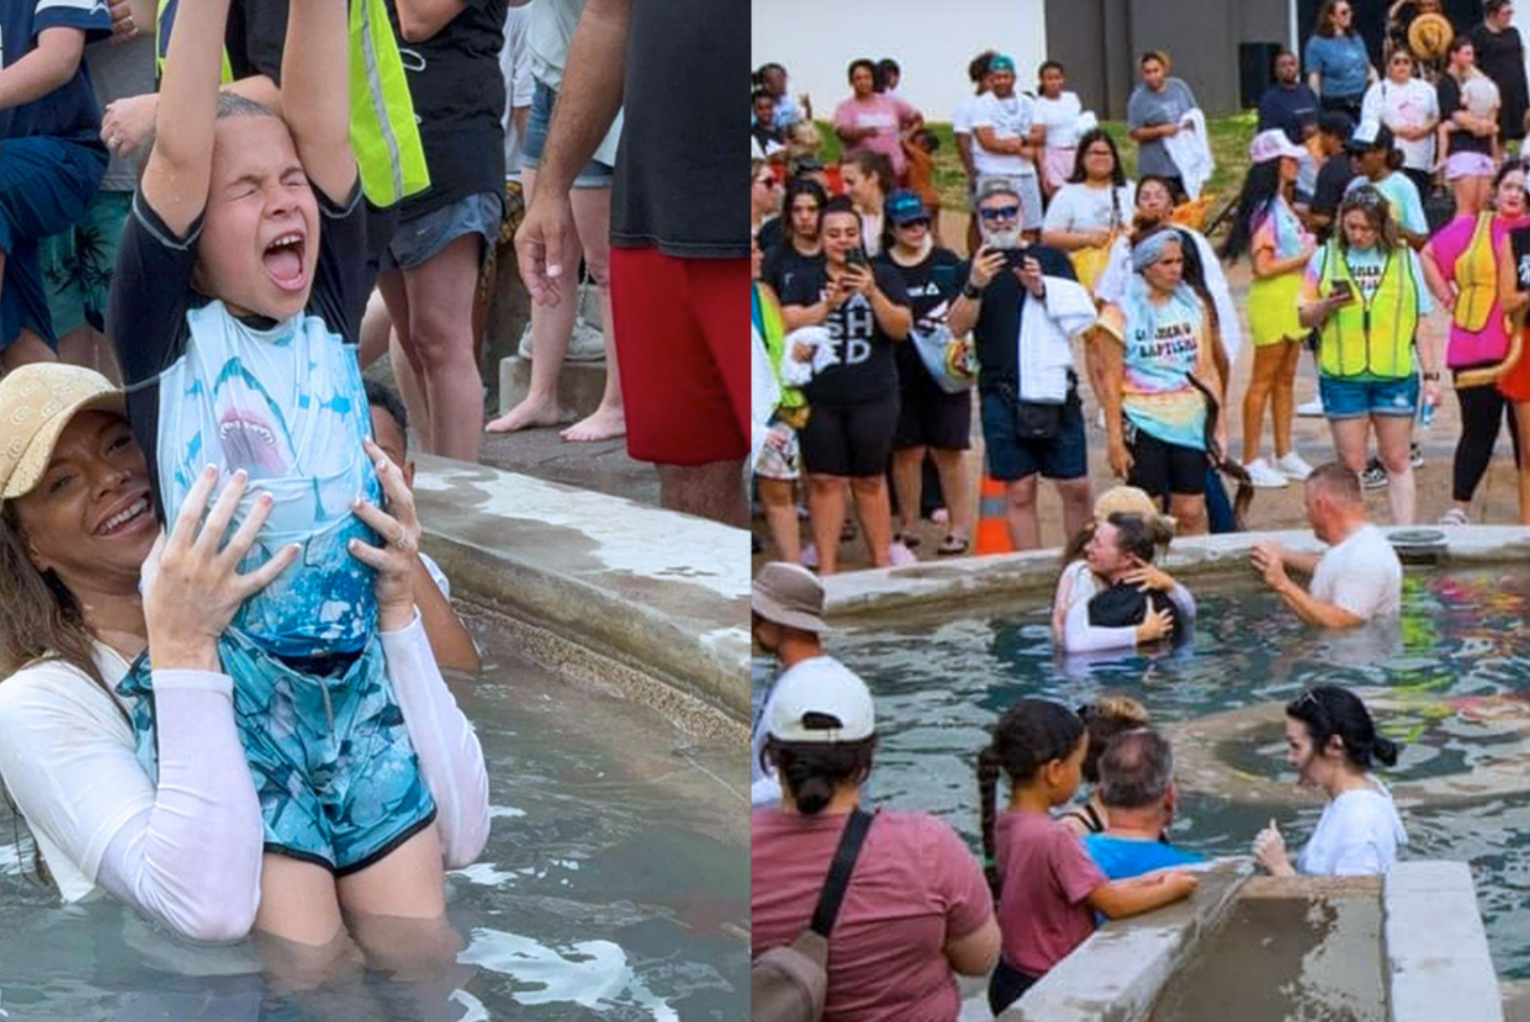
left=1003, top=248, right=1029, bottom=271
left=1329, top=279, right=1354, bottom=303
left=845, top=247, right=869, bottom=269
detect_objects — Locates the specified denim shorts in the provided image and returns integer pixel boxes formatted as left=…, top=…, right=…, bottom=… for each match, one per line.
left=382, top=190, right=504, bottom=273
left=119, top=630, right=438, bottom=875
left=1319, top=374, right=1420, bottom=420
left=980, top=389, right=1088, bottom=481
left=521, top=79, right=615, bottom=189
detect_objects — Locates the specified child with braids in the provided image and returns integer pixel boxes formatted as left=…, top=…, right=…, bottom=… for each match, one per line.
left=978, top=699, right=1200, bottom=1015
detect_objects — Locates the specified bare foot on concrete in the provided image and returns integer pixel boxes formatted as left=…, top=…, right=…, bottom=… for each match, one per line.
left=485, top=395, right=565, bottom=433
left=560, top=405, right=626, bottom=442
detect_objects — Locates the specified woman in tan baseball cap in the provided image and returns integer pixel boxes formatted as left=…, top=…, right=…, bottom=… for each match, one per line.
left=0, top=364, right=486, bottom=957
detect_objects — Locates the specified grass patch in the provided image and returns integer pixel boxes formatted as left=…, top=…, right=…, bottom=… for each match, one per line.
left=811, top=110, right=1259, bottom=215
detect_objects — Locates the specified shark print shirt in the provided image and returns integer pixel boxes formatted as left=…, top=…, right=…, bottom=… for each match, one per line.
left=108, top=181, right=376, bottom=658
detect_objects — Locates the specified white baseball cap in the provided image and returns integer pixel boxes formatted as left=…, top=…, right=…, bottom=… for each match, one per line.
left=1248, top=128, right=1307, bottom=164
left=767, top=658, right=875, bottom=743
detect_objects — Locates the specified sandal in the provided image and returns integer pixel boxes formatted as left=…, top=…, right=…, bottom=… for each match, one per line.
left=936, top=534, right=970, bottom=556
left=895, top=530, right=921, bottom=550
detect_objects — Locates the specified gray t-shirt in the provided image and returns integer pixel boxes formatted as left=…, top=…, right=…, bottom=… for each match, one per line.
left=1127, top=77, right=1198, bottom=179
left=527, top=0, right=582, bottom=89
left=87, top=34, right=156, bottom=192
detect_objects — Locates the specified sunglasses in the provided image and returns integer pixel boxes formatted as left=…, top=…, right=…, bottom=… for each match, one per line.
left=980, top=204, right=1022, bottom=221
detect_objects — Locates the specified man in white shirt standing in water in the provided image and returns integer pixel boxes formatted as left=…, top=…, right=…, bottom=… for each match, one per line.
left=1251, top=462, right=1403, bottom=628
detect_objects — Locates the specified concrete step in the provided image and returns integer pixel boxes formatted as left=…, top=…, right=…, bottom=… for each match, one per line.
left=498, top=355, right=608, bottom=420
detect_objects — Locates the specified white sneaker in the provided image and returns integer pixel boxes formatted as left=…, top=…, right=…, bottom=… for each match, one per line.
left=1297, top=397, right=1325, bottom=417
left=1244, top=458, right=1290, bottom=489
left=1274, top=451, right=1315, bottom=480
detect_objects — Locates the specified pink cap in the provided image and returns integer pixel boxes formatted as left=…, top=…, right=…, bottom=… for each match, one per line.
left=1248, top=128, right=1307, bottom=164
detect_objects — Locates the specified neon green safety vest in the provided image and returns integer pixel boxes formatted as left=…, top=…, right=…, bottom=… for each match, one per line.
left=1317, top=243, right=1420, bottom=381
left=155, top=0, right=431, bottom=208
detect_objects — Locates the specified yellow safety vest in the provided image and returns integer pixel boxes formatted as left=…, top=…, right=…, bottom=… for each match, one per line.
left=155, top=0, right=430, bottom=208
left=1318, top=243, right=1420, bottom=380
left=1452, top=212, right=1497, bottom=334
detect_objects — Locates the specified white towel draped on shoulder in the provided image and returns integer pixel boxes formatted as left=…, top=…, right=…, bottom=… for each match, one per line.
left=1164, top=108, right=1215, bottom=199
left=1017, top=275, right=1095, bottom=403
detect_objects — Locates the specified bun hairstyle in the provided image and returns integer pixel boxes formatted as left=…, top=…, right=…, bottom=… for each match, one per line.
left=1286, top=685, right=1401, bottom=771
left=978, top=699, right=1085, bottom=897
left=763, top=735, right=878, bottom=815
left=1078, top=694, right=1152, bottom=785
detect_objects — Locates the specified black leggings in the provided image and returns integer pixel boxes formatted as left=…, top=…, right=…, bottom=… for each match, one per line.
left=988, top=958, right=1040, bottom=1016
left=1453, top=383, right=1521, bottom=503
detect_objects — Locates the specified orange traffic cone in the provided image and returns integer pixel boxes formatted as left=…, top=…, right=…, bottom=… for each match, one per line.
left=974, top=475, right=1014, bottom=555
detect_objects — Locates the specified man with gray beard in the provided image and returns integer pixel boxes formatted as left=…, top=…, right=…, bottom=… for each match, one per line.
left=947, top=179, right=1091, bottom=548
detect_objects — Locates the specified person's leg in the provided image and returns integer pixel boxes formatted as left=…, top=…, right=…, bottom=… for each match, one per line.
left=336, top=825, right=447, bottom=921
left=655, top=461, right=747, bottom=526
left=758, top=476, right=801, bottom=562
left=1004, top=473, right=1042, bottom=550
left=1515, top=401, right=1530, bottom=524
left=376, top=268, right=434, bottom=450
left=1169, top=492, right=1207, bottom=535
left=357, top=288, right=393, bottom=370
left=561, top=184, right=624, bottom=442
left=849, top=474, right=895, bottom=567
left=1451, top=383, right=1501, bottom=515
left=484, top=164, right=583, bottom=432
left=1328, top=415, right=1371, bottom=474
left=1242, top=343, right=1283, bottom=465
left=929, top=446, right=970, bottom=545
left=891, top=445, right=926, bottom=538
left=1053, top=476, right=1093, bottom=542
left=399, top=233, right=486, bottom=461
left=256, top=854, right=347, bottom=947
left=1374, top=412, right=1417, bottom=524
left=1272, top=339, right=1301, bottom=459
left=807, top=474, right=848, bottom=574
left=1, top=327, right=54, bottom=370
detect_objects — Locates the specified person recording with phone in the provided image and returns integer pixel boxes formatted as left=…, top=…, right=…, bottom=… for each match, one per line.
left=947, top=179, right=1091, bottom=550
left=780, top=196, right=912, bottom=574
left=1298, top=185, right=1439, bottom=525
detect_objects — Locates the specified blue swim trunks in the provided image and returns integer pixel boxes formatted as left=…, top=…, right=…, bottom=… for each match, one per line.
left=118, top=630, right=437, bottom=874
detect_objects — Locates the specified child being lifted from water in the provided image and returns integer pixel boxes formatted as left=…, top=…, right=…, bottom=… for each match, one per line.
left=108, top=0, right=488, bottom=943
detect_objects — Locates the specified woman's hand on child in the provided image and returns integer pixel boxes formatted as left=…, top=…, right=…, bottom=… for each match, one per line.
left=1134, top=605, right=1174, bottom=645
left=1124, top=565, right=1174, bottom=593
left=144, top=465, right=300, bottom=671
left=349, top=439, right=423, bottom=631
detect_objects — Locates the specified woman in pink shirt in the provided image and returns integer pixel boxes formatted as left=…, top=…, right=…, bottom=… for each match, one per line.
left=1419, top=161, right=1530, bottom=525
left=833, top=58, right=923, bottom=181
left=751, top=661, right=998, bottom=1021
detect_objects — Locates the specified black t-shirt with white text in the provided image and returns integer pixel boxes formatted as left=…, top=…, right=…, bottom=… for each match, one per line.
left=781, top=263, right=910, bottom=406
left=964, top=245, right=1077, bottom=395
left=878, top=246, right=964, bottom=387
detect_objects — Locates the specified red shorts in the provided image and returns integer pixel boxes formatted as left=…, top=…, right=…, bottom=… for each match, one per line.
left=609, top=246, right=749, bottom=465
left=1502, top=327, right=1530, bottom=404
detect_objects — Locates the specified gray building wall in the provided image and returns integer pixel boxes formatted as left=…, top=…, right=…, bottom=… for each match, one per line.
left=1049, top=0, right=1293, bottom=118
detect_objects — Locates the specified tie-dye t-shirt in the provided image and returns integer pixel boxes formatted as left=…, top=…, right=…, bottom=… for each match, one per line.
left=109, top=183, right=377, bottom=659
left=1252, top=195, right=1312, bottom=261
left=1116, top=280, right=1209, bottom=450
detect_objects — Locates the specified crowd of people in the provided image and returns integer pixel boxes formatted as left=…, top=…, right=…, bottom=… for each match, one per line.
left=750, top=503, right=1408, bottom=1017
left=752, top=0, right=1530, bottom=578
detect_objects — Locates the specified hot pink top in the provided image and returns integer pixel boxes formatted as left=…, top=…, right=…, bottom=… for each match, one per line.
left=994, top=810, right=1108, bottom=977
left=1426, top=212, right=1530, bottom=367
left=751, top=809, right=992, bottom=1022
left=833, top=93, right=920, bottom=176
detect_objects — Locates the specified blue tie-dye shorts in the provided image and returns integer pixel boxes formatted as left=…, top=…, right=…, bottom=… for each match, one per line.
left=118, top=628, right=437, bottom=874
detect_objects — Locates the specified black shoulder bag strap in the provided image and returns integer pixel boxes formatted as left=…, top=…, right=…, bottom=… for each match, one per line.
left=809, top=809, right=875, bottom=938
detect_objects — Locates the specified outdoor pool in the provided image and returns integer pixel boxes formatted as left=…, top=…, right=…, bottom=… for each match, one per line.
left=0, top=604, right=749, bottom=1021
left=753, top=565, right=1530, bottom=979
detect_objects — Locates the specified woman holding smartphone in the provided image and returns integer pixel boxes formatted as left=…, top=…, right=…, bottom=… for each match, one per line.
left=1299, top=186, right=1439, bottom=525
left=780, top=197, right=913, bottom=574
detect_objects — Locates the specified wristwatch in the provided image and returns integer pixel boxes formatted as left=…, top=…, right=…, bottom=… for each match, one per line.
left=961, top=282, right=984, bottom=300
left=1422, top=372, right=1441, bottom=382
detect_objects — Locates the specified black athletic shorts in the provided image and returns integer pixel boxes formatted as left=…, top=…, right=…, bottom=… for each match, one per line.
left=800, top=396, right=901, bottom=478
left=1126, top=420, right=1206, bottom=499
left=894, top=369, right=972, bottom=451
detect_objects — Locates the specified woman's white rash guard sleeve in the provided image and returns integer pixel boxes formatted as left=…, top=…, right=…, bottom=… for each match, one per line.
left=0, top=669, right=265, bottom=942
left=379, top=611, right=491, bottom=868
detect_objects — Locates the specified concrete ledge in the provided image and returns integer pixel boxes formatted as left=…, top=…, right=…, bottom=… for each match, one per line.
left=412, top=455, right=750, bottom=722
left=1002, top=858, right=1252, bottom=1022
left=498, top=356, right=608, bottom=420
left=824, top=526, right=1530, bottom=622
left=1387, top=861, right=1503, bottom=1022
